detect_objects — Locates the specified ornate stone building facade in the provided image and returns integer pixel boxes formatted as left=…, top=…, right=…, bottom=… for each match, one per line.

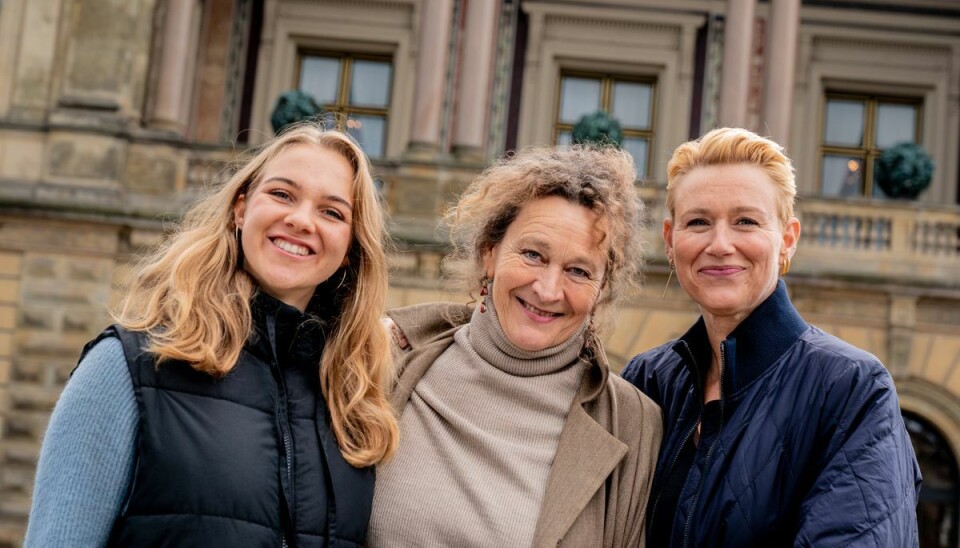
left=0, top=0, right=958, bottom=545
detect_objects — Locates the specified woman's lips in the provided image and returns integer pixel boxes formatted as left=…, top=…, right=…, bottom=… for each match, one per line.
left=700, top=266, right=744, bottom=276
left=516, top=297, right=562, bottom=324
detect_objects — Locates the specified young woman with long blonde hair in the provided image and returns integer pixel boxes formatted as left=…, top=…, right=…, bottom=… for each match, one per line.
left=25, top=123, right=398, bottom=547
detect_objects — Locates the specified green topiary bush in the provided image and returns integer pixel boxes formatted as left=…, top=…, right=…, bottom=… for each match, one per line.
left=270, top=90, right=320, bottom=135
left=875, top=142, right=934, bottom=200
left=571, top=110, right=623, bottom=148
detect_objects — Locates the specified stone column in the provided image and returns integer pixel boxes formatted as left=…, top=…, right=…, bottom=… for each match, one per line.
left=452, top=0, right=498, bottom=160
left=719, top=0, right=756, bottom=128
left=152, top=0, right=197, bottom=133
left=762, top=0, right=800, bottom=147
left=408, top=0, right=454, bottom=155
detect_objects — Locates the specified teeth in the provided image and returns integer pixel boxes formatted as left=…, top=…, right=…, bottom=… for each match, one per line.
left=521, top=299, right=559, bottom=317
left=273, top=239, right=310, bottom=256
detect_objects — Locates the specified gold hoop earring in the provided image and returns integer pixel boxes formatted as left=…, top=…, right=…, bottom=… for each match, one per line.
left=780, top=256, right=791, bottom=277
left=662, top=258, right=675, bottom=298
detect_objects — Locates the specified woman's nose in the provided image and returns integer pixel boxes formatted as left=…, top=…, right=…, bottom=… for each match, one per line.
left=285, top=204, right=315, bottom=232
left=705, top=224, right=735, bottom=255
left=533, top=267, right=563, bottom=302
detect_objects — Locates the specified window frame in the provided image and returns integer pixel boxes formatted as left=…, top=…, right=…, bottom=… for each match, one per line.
left=552, top=70, right=657, bottom=179
left=296, top=50, right=393, bottom=156
left=818, top=91, right=924, bottom=198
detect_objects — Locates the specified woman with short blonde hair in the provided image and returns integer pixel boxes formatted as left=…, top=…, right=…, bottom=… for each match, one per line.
left=623, top=127, right=920, bottom=546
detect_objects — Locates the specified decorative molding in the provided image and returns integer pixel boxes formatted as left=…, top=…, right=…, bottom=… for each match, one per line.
left=544, top=13, right=680, bottom=36
left=220, top=0, right=252, bottom=143
left=812, top=36, right=949, bottom=60
left=486, top=0, right=518, bottom=157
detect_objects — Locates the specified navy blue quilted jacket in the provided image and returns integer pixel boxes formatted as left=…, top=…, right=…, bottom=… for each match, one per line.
left=621, top=281, right=921, bottom=547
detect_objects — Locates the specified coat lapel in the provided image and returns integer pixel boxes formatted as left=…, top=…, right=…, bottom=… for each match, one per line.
left=531, top=384, right=628, bottom=546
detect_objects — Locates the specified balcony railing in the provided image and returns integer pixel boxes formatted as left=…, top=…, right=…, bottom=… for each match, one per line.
left=636, top=185, right=960, bottom=288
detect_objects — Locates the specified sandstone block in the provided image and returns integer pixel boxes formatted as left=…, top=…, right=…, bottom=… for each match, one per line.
left=0, top=254, right=21, bottom=278
left=0, top=281, right=18, bottom=304
left=46, top=133, right=124, bottom=185
left=124, top=145, right=180, bottom=194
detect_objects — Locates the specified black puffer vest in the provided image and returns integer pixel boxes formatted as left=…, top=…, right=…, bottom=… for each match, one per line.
left=82, top=292, right=374, bottom=547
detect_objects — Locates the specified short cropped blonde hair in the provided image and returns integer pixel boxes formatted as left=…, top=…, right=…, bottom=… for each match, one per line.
left=666, top=127, right=796, bottom=226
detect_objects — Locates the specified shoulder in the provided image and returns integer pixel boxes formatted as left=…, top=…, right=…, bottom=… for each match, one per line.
left=72, top=335, right=131, bottom=387
left=620, top=340, right=684, bottom=407
left=606, top=375, right=664, bottom=445
left=621, top=340, right=680, bottom=382
left=793, top=326, right=892, bottom=388
left=386, top=302, right=472, bottom=349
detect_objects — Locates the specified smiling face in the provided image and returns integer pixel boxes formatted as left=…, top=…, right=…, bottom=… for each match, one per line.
left=233, top=143, right=355, bottom=311
left=665, top=164, right=800, bottom=327
left=482, top=196, right=607, bottom=351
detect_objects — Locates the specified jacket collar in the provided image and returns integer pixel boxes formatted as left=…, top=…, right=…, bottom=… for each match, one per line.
left=249, top=289, right=329, bottom=367
left=673, top=280, right=808, bottom=397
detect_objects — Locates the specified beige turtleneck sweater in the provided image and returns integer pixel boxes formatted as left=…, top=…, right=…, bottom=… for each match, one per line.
left=367, top=302, right=587, bottom=548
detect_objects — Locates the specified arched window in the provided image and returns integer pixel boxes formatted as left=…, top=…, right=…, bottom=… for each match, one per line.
left=903, top=410, right=959, bottom=548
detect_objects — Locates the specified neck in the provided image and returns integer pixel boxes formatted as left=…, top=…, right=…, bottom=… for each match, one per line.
left=701, top=313, right=740, bottom=375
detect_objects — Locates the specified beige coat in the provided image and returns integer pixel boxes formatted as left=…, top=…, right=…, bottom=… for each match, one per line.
left=386, top=303, right=663, bottom=548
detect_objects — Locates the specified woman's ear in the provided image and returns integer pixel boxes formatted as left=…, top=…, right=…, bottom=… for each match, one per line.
left=663, top=217, right=674, bottom=261
left=782, top=216, right=801, bottom=258
left=233, top=194, right=247, bottom=229
left=481, top=244, right=498, bottom=279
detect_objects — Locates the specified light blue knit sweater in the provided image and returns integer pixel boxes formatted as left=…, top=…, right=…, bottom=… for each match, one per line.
left=24, top=337, right=137, bottom=547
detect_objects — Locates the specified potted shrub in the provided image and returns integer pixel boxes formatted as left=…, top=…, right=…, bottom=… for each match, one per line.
left=571, top=110, right=623, bottom=148
left=270, top=90, right=320, bottom=134
left=875, top=142, right=934, bottom=200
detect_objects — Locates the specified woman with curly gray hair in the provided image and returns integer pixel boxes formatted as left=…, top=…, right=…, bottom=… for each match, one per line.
left=368, top=145, right=663, bottom=548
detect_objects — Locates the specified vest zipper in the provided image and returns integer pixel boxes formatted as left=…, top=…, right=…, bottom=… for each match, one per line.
left=681, top=342, right=727, bottom=548
left=267, top=313, right=296, bottom=547
left=278, top=389, right=293, bottom=548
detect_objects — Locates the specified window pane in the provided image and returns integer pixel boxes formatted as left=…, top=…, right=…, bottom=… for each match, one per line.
left=622, top=137, right=648, bottom=179
left=871, top=157, right=884, bottom=198
left=612, top=82, right=652, bottom=129
left=350, top=60, right=392, bottom=107
left=300, top=56, right=341, bottom=105
left=875, top=103, right=917, bottom=149
left=821, top=154, right=864, bottom=197
left=346, top=115, right=386, bottom=158
left=559, top=77, right=601, bottom=124
left=824, top=99, right=865, bottom=147
left=556, top=131, right=572, bottom=146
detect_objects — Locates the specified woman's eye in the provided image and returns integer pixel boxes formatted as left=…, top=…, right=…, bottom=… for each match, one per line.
left=520, top=249, right=542, bottom=262
left=736, top=217, right=760, bottom=226
left=686, top=218, right=708, bottom=227
left=568, top=267, right=591, bottom=279
left=322, top=208, right=345, bottom=221
left=269, top=189, right=292, bottom=201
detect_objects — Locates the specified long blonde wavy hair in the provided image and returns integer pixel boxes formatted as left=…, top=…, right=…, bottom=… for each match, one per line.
left=117, top=123, right=398, bottom=466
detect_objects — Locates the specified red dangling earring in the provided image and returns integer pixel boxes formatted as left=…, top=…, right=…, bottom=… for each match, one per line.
left=479, top=276, right=491, bottom=313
